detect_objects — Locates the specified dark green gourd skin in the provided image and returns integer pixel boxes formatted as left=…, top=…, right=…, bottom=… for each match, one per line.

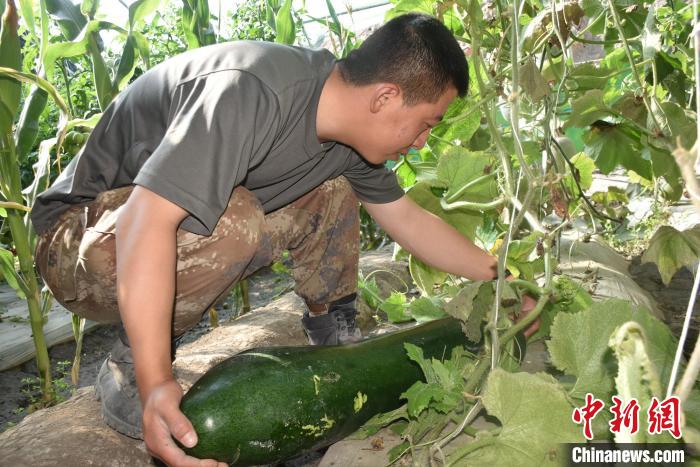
left=180, top=317, right=476, bottom=465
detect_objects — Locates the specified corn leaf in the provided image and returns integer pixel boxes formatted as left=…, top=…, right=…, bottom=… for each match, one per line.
left=0, top=0, right=21, bottom=137
left=274, top=0, right=294, bottom=45
left=0, top=247, right=26, bottom=298
left=128, top=0, right=160, bottom=30
left=43, top=0, right=85, bottom=40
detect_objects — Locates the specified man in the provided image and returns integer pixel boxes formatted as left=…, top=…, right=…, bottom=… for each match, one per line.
left=31, top=13, right=513, bottom=466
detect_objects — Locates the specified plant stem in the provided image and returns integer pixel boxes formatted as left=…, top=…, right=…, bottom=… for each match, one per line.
left=500, top=289, right=552, bottom=344
left=0, top=200, right=30, bottom=211
left=445, top=174, right=496, bottom=203
left=606, top=0, right=663, bottom=132
left=1, top=134, right=54, bottom=403
left=440, top=197, right=505, bottom=212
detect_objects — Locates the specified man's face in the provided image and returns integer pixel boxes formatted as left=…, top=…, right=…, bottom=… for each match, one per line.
left=356, top=86, right=458, bottom=165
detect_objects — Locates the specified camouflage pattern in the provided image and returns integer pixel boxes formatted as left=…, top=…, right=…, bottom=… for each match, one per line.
left=35, top=177, right=359, bottom=336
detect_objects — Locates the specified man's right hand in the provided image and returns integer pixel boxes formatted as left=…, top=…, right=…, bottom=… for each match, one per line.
left=142, top=379, right=226, bottom=467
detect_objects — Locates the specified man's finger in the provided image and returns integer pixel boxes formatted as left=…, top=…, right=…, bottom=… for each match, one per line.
left=162, top=405, right=198, bottom=448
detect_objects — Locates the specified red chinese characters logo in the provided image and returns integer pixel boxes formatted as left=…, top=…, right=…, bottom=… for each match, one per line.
left=572, top=393, right=605, bottom=440
left=648, top=396, right=682, bottom=439
left=609, top=396, right=640, bottom=435
left=572, top=394, right=682, bottom=440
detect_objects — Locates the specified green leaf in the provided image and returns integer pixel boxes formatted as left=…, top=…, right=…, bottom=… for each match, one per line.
left=395, top=159, right=416, bottom=188
left=274, top=0, right=294, bottom=45
left=407, top=181, right=483, bottom=241
left=429, top=96, right=481, bottom=155
left=402, top=382, right=447, bottom=418
left=641, top=225, right=700, bottom=285
left=44, top=0, right=86, bottom=40
left=18, top=0, right=35, bottom=35
left=0, top=0, right=21, bottom=136
left=80, top=0, right=99, bottom=19
left=444, top=282, right=491, bottom=342
left=408, top=255, right=447, bottom=296
left=404, top=342, right=435, bottom=382
left=611, top=93, right=647, bottom=126
left=436, top=148, right=498, bottom=204
left=458, top=370, right=583, bottom=466
left=113, top=34, right=139, bottom=92
left=0, top=248, right=25, bottom=299
left=519, top=57, right=548, bottom=101
left=353, top=405, right=407, bottom=439
left=408, top=296, right=447, bottom=323
left=568, top=63, right=614, bottom=91
left=384, top=0, right=434, bottom=20
left=564, top=90, right=611, bottom=130
left=583, top=123, right=652, bottom=180
left=128, top=0, right=160, bottom=30
left=547, top=300, right=678, bottom=402
left=380, top=291, right=411, bottom=323
left=563, top=152, right=595, bottom=196
left=656, top=101, right=697, bottom=150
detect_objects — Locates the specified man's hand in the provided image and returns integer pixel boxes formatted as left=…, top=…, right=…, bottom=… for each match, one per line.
left=513, top=292, right=540, bottom=338
left=142, top=379, right=226, bottom=467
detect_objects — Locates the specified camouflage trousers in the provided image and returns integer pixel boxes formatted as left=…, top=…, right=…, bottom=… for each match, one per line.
left=35, top=177, right=360, bottom=336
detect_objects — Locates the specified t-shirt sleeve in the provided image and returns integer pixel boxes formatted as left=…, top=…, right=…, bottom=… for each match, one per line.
left=133, top=71, right=280, bottom=235
left=342, top=151, right=405, bottom=204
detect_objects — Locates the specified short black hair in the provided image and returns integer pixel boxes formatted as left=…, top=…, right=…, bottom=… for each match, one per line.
left=337, top=13, right=468, bottom=105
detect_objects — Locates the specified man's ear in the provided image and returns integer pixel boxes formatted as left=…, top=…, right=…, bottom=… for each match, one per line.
left=369, top=83, right=401, bottom=114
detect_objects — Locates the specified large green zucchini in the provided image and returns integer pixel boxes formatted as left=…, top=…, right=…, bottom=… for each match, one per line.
left=180, top=317, right=477, bottom=465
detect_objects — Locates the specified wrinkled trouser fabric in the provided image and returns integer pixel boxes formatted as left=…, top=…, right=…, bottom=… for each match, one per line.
left=35, top=177, right=360, bottom=337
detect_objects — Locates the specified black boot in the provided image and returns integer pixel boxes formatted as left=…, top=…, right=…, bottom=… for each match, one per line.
left=95, top=329, right=180, bottom=439
left=301, top=293, right=362, bottom=345
left=94, top=328, right=143, bottom=439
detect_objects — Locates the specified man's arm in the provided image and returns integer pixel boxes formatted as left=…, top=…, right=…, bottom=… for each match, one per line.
left=116, top=186, right=225, bottom=467
left=363, top=195, right=498, bottom=280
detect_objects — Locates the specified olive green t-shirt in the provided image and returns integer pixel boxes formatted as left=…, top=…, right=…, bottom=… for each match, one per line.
left=31, top=41, right=404, bottom=236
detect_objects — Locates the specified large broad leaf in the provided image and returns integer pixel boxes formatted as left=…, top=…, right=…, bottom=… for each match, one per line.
left=564, top=90, right=611, bottom=130
left=562, top=152, right=595, bottom=197
left=612, top=93, right=647, bottom=126
left=645, top=144, right=683, bottom=202
left=568, top=63, right=615, bottom=91
left=457, top=370, right=583, bottom=466
left=436, top=148, right=498, bottom=204
left=409, top=255, right=447, bottom=296
left=583, top=123, right=652, bottom=180
left=408, top=296, right=447, bottom=323
left=641, top=225, right=700, bottom=285
left=429, top=97, right=481, bottom=156
left=444, top=281, right=492, bottom=342
left=548, top=300, right=678, bottom=402
left=0, top=0, right=21, bottom=137
left=406, top=181, right=482, bottom=241
left=656, top=101, right=697, bottom=151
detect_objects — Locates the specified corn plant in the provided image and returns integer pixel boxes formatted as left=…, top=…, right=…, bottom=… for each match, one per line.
left=0, top=0, right=70, bottom=403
